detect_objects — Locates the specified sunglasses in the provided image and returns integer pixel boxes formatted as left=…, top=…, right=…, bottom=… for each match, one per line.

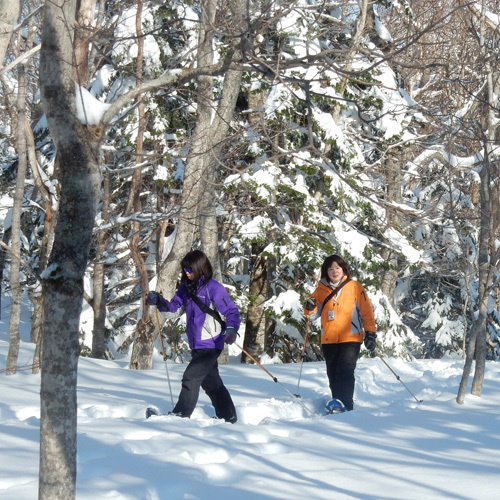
left=183, top=268, right=193, bottom=274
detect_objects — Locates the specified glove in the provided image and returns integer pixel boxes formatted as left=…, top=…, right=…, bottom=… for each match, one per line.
left=364, top=331, right=377, bottom=352
left=304, top=297, right=316, bottom=311
left=222, top=326, right=238, bottom=345
left=146, top=291, right=162, bottom=306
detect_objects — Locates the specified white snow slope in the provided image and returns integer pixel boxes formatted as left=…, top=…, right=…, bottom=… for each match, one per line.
left=1, top=306, right=499, bottom=499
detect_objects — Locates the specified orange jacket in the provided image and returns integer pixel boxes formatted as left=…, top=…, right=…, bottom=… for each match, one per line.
left=304, top=278, right=376, bottom=344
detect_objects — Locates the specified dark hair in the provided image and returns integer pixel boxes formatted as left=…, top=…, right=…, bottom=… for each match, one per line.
left=180, top=250, right=213, bottom=284
left=320, top=254, right=350, bottom=280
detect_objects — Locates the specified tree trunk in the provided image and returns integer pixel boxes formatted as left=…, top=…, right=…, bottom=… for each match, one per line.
left=242, top=244, right=268, bottom=363
left=5, top=61, right=27, bottom=375
left=470, top=151, right=495, bottom=396
left=469, top=22, right=499, bottom=397
left=200, top=181, right=221, bottom=280
left=156, top=0, right=220, bottom=299
left=206, top=0, right=246, bottom=349
left=380, top=156, right=402, bottom=305
left=73, top=0, right=97, bottom=87
left=91, top=170, right=110, bottom=359
left=264, top=252, right=277, bottom=356
left=39, top=0, right=102, bottom=497
left=199, top=182, right=230, bottom=363
left=27, top=118, right=57, bottom=373
left=135, top=0, right=245, bottom=365
left=197, top=0, right=245, bottom=364
left=457, top=148, right=495, bottom=402
left=0, top=0, right=21, bottom=66
left=128, top=0, right=158, bottom=369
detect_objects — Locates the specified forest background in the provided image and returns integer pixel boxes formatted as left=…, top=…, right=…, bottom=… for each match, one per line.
left=0, top=0, right=499, bottom=498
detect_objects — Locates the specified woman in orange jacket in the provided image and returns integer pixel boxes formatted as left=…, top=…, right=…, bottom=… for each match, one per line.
left=304, top=254, right=377, bottom=412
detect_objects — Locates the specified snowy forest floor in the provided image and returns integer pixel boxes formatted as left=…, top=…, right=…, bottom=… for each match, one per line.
left=1, top=306, right=499, bottom=499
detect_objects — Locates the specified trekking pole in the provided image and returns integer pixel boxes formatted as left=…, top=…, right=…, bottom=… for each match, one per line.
left=235, top=342, right=315, bottom=415
left=154, top=308, right=175, bottom=408
left=294, top=316, right=310, bottom=397
left=375, top=351, right=423, bottom=403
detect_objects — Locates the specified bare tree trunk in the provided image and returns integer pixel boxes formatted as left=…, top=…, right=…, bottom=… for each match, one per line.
left=156, top=0, right=220, bottom=299
left=134, top=0, right=245, bottom=365
left=5, top=61, right=27, bottom=374
left=39, top=0, right=102, bottom=497
left=199, top=56, right=243, bottom=261
left=75, top=0, right=105, bottom=361
left=457, top=149, right=495, bottom=403
left=128, top=0, right=158, bottom=369
left=380, top=155, right=402, bottom=305
left=470, top=154, right=495, bottom=395
left=196, top=0, right=245, bottom=363
left=91, top=169, right=110, bottom=359
left=470, top=28, right=500, bottom=393
left=199, top=183, right=229, bottom=363
left=26, top=119, right=57, bottom=373
left=458, top=10, right=500, bottom=401
left=73, top=0, right=97, bottom=87
left=0, top=0, right=21, bottom=66
left=264, top=252, right=277, bottom=355
left=242, top=244, right=268, bottom=363
left=200, top=181, right=221, bottom=280
left=198, top=0, right=245, bottom=364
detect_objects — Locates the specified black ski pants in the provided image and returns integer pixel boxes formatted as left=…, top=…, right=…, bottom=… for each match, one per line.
left=322, top=342, right=361, bottom=411
left=172, top=348, right=237, bottom=423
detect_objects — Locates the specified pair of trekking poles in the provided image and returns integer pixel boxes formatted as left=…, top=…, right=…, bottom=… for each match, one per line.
left=154, top=311, right=422, bottom=415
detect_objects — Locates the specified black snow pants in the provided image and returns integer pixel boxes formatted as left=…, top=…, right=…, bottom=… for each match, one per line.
left=172, top=348, right=237, bottom=423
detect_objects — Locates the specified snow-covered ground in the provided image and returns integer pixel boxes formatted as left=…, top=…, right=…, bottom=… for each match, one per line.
left=1, top=303, right=499, bottom=499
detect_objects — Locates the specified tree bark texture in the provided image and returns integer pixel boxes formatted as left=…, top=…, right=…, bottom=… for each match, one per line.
left=39, top=0, right=102, bottom=498
left=459, top=13, right=500, bottom=401
left=0, top=0, right=21, bottom=66
left=154, top=0, right=245, bottom=366
left=470, top=149, right=494, bottom=396
left=129, top=0, right=158, bottom=369
left=25, top=115, right=56, bottom=337
left=457, top=143, right=495, bottom=402
left=380, top=156, right=402, bottom=305
left=91, top=170, right=110, bottom=359
left=156, top=0, right=220, bottom=299
left=197, top=0, right=245, bottom=365
left=242, top=245, right=268, bottom=363
left=5, top=61, right=27, bottom=374
left=471, top=39, right=500, bottom=394
left=28, top=119, right=57, bottom=373
left=73, top=0, right=97, bottom=87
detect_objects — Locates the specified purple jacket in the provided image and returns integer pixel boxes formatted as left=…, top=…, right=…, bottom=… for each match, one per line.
left=155, top=278, right=241, bottom=350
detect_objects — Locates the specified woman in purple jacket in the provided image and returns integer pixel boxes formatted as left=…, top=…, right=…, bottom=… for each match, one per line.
left=147, top=250, right=240, bottom=423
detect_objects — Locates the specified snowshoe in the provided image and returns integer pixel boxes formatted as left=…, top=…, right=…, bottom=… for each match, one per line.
left=325, top=398, right=346, bottom=414
left=146, top=407, right=161, bottom=419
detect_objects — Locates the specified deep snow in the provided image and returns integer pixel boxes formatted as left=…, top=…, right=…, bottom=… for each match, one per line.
left=1, top=302, right=499, bottom=500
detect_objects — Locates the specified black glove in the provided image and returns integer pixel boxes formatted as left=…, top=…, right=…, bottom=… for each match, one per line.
left=222, top=326, right=238, bottom=345
left=304, top=297, right=316, bottom=311
left=364, top=331, right=377, bottom=352
left=146, top=291, right=162, bottom=306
